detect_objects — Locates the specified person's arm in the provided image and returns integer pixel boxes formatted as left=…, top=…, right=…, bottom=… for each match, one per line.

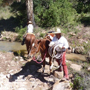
left=63, top=37, right=69, bottom=52
left=58, top=36, right=69, bottom=52
left=64, top=38, right=69, bottom=49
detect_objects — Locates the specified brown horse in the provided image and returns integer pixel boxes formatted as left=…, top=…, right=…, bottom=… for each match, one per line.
left=25, top=33, right=35, bottom=56
left=29, top=37, right=55, bottom=73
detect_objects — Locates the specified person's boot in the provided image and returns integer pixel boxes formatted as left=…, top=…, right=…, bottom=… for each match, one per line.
left=21, top=38, right=25, bottom=45
left=63, top=65, right=69, bottom=80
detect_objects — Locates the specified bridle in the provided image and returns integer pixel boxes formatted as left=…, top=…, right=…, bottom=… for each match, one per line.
left=29, top=42, right=47, bottom=64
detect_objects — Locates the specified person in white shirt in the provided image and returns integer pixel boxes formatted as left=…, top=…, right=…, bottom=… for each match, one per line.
left=26, top=21, right=33, bottom=33
left=21, top=21, right=34, bottom=45
left=49, top=28, right=69, bottom=80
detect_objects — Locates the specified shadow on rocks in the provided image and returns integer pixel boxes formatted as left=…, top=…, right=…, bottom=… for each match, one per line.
left=9, top=60, right=54, bottom=84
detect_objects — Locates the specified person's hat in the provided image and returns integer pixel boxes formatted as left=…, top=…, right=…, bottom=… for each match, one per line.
left=53, top=28, right=61, bottom=34
left=28, top=21, right=32, bottom=24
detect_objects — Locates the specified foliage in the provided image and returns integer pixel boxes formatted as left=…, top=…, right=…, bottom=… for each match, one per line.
left=1, top=0, right=90, bottom=28
left=83, top=41, right=90, bottom=55
left=10, top=1, right=27, bottom=26
left=0, top=6, right=14, bottom=19
left=73, top=74, right=83, bottom=90
left=34, top=0, right=77, bottom=27
left=0, top=0, right=3, bottom=5
left=39, top=33, right=44, bottom=38
left=15, top=26, right=26, bottom=40
left=76, top=0, right=90, bottom=13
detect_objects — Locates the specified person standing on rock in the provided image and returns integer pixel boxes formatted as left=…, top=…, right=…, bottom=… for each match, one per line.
left=21, top=20, right=34, bottom=45
left=49, top=28, right=69, bottom=80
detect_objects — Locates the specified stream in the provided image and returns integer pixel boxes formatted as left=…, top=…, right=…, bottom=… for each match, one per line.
left=0, top=41, right=87, bottom=61
left=0, top=41, right=26, bottom=52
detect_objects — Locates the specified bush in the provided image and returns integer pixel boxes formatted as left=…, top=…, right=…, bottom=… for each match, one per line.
left=34, top=0, right=77, bottom=27
left=73, top=74, right=83, bottom=90
left=15, top=26, right=26, bottom=41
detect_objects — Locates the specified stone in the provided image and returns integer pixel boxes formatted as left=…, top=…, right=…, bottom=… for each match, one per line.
left=70, top=64, right=82, bottom=71
left=87, top=67, right=90, bottom=71
left=69, top=32, right=76, bottom=36
left=54, top=71, right=63, bottom=79
left=52, top=80, right=72, bottom=90
left=18, top=88, right=27, bottom=90
left=74, top=46, right=85, bottom=54
left=69, top=74, right=73, bottom=79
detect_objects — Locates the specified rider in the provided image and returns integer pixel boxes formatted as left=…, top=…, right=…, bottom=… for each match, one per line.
left=49, top=28, right=69, bottom=80
left=21, top=20, right=34, bottom=45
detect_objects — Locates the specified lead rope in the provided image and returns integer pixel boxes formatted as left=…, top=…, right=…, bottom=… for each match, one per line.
left=48, top=45, right=63, bottom=69
left=32, top=51, right=47, bottom=64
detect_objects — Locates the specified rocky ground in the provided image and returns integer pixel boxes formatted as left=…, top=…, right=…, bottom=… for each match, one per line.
left=0, top=52, right=73, bottom=90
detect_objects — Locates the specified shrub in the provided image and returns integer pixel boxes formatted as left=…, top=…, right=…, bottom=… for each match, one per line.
left=73, top=74, right=83, bottom=90
left=15, top=26, right=26, bottom=41
left=34, top=0, right=77, bottom=27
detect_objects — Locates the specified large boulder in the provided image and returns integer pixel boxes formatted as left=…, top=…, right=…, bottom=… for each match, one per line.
left=74, top=46, right=85, bottom=54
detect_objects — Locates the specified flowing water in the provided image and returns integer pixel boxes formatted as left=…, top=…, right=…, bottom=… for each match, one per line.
left=0, top=41, right=26, bottom=52
left=0, top=41, right=86, bottom=61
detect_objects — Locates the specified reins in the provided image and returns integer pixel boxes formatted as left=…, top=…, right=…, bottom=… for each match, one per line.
left=32, top=51, right=47, bottom=64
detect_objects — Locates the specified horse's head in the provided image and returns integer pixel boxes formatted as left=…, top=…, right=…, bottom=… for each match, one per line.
left=29, top=39, right=41, bottom=58
left=29, top=38, right=50, bottom=58
left=45, top=33, right=54, bottom=41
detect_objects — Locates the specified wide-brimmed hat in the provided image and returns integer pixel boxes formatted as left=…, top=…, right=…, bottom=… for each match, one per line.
left=28, top=21, right=32, bottom=24
left=53, top=28, right=61, bottom=34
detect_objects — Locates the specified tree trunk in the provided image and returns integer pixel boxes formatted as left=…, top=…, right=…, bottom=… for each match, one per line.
left=26, top=0, right=35, bottom=26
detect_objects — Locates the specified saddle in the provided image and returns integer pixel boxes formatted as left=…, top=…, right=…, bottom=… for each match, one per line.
left=27, top=33, right=35, bottom=35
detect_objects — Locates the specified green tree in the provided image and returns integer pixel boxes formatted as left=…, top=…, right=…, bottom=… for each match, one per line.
left=34, top=0, right=77, bottom=27
left=0, top=0, right=3, bottom=5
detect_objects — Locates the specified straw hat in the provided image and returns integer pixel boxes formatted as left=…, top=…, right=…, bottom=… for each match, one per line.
left=53, top=28, right=61, bottom=34
left=28, top=21, right=32, bottom=24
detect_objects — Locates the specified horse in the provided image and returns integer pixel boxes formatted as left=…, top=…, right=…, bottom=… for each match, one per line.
left=45, top=31, right=55, bottom=41
left=29, top=38, right=54, bottom=73
left=25, top=33, right=35, bottom=56
left=28, top=31, right=55, bottom=73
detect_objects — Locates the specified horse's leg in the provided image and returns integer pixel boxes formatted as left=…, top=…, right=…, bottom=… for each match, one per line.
left=26, top=45, right=29, bottom=55
left=42, top=60, right=45, bottom=73
left=42, top=55, right=45, bottom=73
left=26, top=43, right=30, bottom=58
left=49, top=57, right=52, bottom=73
left=56, top=59, right=62, bottom=71
left=49, top=57, right=54, bottom=74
